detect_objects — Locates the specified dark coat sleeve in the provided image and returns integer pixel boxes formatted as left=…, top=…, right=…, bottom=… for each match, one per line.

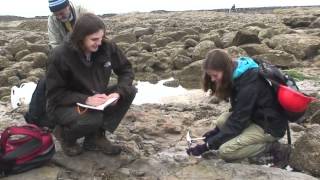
left=109, top=42, right=135, bottom=98
left=46, top=51, right=88, bottom=108
left=207, top=72, right=260, bottom=150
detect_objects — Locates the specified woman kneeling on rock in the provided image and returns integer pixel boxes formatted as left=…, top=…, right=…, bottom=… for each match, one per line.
left=46, top=13, right=136, bottom=156
left=187, top=49, right=290, bottom=168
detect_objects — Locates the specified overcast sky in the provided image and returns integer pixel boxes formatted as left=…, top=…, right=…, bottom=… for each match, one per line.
left=0, top=0, right=319, bottom=17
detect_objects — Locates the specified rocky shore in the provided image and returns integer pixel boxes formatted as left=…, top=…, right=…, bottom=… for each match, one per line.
left=0, top=6, right=320, bottom=180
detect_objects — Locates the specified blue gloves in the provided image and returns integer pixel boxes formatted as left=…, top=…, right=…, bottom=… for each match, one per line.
left=186, top=144, right=208, bottom=156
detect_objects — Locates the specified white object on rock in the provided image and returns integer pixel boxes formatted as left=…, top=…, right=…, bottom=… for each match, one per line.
left=11, top=82, right=37, bottom=109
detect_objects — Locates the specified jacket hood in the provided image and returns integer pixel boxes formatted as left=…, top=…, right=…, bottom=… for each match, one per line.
left=232, top=57, right=259, bottom=80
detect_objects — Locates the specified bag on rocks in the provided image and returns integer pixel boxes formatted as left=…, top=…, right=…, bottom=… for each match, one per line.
left=0, top=124, right=55, bottom=176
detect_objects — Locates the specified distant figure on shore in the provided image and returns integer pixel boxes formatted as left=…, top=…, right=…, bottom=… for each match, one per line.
left=229, top=4, right=236, bottom=13
left=48, top=0, right=87, bottom=48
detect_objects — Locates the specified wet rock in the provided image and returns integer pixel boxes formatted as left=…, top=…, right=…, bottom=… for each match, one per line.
left=192, top=40, right=216, bottom=61
left=184, top=38, right=198, bottom=49
left=176, top=60, right=203, bottom=89
left=290, top=125, right=320, bottom=177
left=11, top=61, right=33, bottom=79
left=310, top=17, right=320, bottom=28
left=20, top=52, right=48, bottom=68
left=221, top=31, right=237, bottom=48
left=289, top=123, right=306, bottom=132
left=28, top=68, right=45, bottom=79
left=283, top=15, right=317, bottom=28
left=113, top=33, right=136, bottom=44
left=173, top=55, right=193, bottom=70
left=133, top=27, right=155, bottom=38
left=2, top=166, right=60, bottom=180
left=27, top=43, right=50, bottom=55
left=135, top=42, right=153, bottom=52
left=154, top=37, right=174, bottom=47
left=181, top=35, right=200, bottom=42
left=15, top=49, right=31, bottom=61
left=23, top=34, right=44, bottom=43
left=200, top=32, right=223, bottom=48
left=0, top=55, right=12, bottom=70
left=240, top=43, right=271, bottom=56
left=226, top=46, right=248, bottom=59
left=232, top=30, right=261, bottom=46
left=269, top=34, right=320, bottom=59
left=6, top=39, right=28, bottom=55
left=164, top=31, right=188, bottom=41
left=163, top=79, right=180, bottom=88
left=0, top=87, right=10, bottom=98
left=7, top=76, right=20, bottom=85
left=253, top=50, right=299, bottom=68
left=168, top=160, right=317, bottom=179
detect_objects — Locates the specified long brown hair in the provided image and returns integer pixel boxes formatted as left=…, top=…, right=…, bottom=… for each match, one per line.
left=202, top=49, right=234, bottom=100
left=70, top=13, right=106, bottom=51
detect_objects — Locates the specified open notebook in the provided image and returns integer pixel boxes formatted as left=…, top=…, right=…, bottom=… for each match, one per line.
left=76, top=97, right=118, bottom=111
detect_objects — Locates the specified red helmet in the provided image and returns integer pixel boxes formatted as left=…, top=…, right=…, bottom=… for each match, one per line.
left=278, top=85, right=316, bottom=113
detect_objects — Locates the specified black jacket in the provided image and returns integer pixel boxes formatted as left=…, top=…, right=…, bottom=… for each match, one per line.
left=207, top=68, right=287, bottom=150
left=46, top=39, right=134, bottom=113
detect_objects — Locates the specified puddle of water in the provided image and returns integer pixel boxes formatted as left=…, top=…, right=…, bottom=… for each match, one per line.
left=133, top=78, right=189, bottom=105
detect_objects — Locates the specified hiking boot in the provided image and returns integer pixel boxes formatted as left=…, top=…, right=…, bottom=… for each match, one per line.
left=84, top=131, right=122, bottom=155
left=60, top=140, right=83, bottom=156
left=266, top=141, right=291, bottom=168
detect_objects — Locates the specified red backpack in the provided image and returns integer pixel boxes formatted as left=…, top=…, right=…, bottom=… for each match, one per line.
left=0, top=124, right=55, bottom=176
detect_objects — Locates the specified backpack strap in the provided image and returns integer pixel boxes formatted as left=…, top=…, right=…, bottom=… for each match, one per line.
left=0, top=125, right=43, bottom=154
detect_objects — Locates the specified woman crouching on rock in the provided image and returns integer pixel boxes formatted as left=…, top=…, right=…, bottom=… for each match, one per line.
left=187, top=49, right=291, bottom=168
left=46, top=13, right=136, bottom=156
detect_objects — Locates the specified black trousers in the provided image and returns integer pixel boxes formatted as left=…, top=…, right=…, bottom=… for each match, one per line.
left=54, top=86, right=137, bottom=142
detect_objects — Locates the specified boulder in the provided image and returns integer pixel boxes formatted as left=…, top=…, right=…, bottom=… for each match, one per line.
left=258, top=27, right=295, bottom=40
left=310, top=17, right=320, bottom=28
left=1, top=166, right=60, bottom=180
left=11, top=61, right=33, bottom=79
left=221, top=31, right=237, bottom=48
left=253, top=50, right=298, bottom=68
left=135, top=42, right=153, bottom=52
left=283, top=15, right=317, bottom=28
left=173, top=55, right=194, bottom=70
left=192, top=40, right=216, bottom=61
left=240, top=43, right=272, bottom=56
left=154, top=37, right=174, bottom=47
left=28, top=68, right=45, bottom=79
left=133, top=27, right=155, bottom=38
left=20, top=52, right=48, bottom=68
left=200, top=32, right=223, bottom=48
left=27, top=43, right=50, bottom=55
left=181, top=35, right=200, bottom=42
left=184, top=38, right=198, bottom=49
left=6, top=39, right=28, bottom=55
left=7, top=76, right=20, bottom=85
left=0, top=87, right=10, bottom=99
left=176, top=60, right=203, bottom=89
left=169, top=160, right=317, bottom=179
left=113, top=33, right=137, bottom=44
left=15, top=49, right=31, bottom=61
left=163, top=79, right=180, bottom=88
left=225, top=46, right=248, bottom=59
left=23, top=34, right=44, bottom=43
left=182, top=28, right=199, bottom=36
left=164, top=31, right=188, bottom=41
left=269, top=34, right=320, bottom=59
left=232, top=30, right=261, bottom=46
left=0, top=56, right=12, bottom=70
left=290, top=125, right=320, bottom=177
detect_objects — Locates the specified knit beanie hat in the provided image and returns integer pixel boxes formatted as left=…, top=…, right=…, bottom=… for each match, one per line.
left=49, top=0, right=70, bottom=12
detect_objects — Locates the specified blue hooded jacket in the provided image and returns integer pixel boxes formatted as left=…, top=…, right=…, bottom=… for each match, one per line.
left=232, top=57, right=259, bottom=80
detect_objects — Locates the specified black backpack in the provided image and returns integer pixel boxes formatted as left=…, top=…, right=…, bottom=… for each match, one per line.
left=254, top=59, right=306, bottom=123
left=24, top=77, right=55, bottom=129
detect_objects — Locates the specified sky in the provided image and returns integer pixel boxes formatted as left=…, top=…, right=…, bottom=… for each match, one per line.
left=0, top=0, right=319, bottom=17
